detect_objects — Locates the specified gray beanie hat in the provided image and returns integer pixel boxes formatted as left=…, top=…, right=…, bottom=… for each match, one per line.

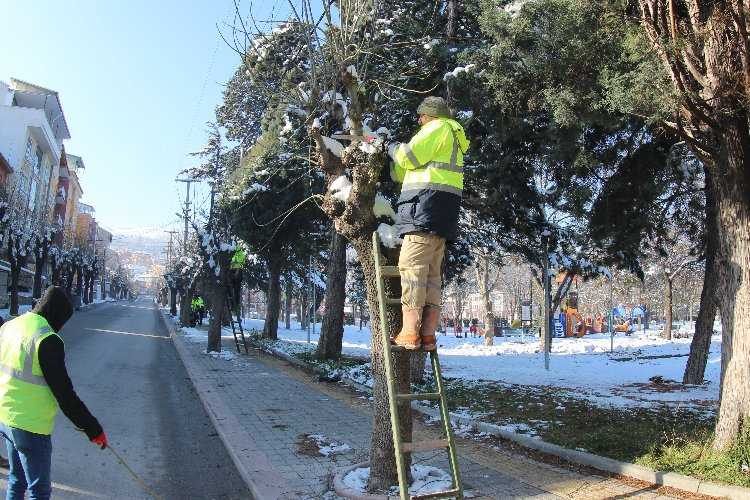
left=417, top=96, right=452, bottom=118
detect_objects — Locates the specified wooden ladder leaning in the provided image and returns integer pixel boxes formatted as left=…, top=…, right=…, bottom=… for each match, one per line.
left=225, top=290, right=248, bottom=354
left=372, top=232, right=463, bottom=500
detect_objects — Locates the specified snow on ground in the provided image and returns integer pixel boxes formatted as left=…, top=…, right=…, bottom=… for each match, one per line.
left=181, top=326, right=236, bottom=361
left=307, top=434, right=352, bottom=456
left=343, top=465, right=452, bottom=496
left=243, top=319, right=721, bottom=410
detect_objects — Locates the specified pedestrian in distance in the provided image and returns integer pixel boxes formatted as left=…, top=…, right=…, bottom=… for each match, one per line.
left=0, top=286, right=107, bottom=500
left=386, top=96, right=470, bottom=352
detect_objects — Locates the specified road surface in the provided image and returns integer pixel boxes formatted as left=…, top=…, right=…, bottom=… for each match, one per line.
left=1, top=298, right=251, bottom=499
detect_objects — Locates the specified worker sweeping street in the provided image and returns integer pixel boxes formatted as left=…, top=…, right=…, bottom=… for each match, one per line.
left=387, top=96, right=469, bottom=351
left=0, top=286, right=107, bottom=500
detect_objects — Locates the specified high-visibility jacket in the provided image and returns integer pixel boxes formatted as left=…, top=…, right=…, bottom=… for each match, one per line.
left=230, top=249, right=246, bottom=270
left=0, top=313, right=60, bottom=435
left=390, top=117, right=469, bottom=240
left=191, top=297, right=205, bottom=311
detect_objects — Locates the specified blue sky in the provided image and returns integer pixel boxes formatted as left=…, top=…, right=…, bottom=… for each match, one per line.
left=1, top=0, right=289, bottom=233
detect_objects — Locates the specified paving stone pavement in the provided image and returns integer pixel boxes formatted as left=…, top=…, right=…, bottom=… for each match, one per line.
left=171, top=324, right=685, bottom=499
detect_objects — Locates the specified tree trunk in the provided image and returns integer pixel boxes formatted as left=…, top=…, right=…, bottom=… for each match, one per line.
left=169, top=287, right=177, bottom=316
left=317, top=230, right=347, bottom=360
left=263, top=258, right=282, bottom=340
left=207, top=282, right=225, bottom=352
left=284, top=278, right=292, bottom=330
left=684, top=169, right=719, bottom=384
left=9, top=264, right=20, bottom=316
left=410, top=352, right=427, bottom=384
left=299, top=286, right=310, bottom=330
left=32, top=246, right=47, bottom=299
left=179, top=282, right=195, bottom=327
left=475, top=254, right=495, bottom=345
left=75, top=267, right=83, bottom=297
left=711, top=116, right=750, bottom=451
left=350, top=238, right=412, bottom=492
left=663, top=278, right=673, bottom=340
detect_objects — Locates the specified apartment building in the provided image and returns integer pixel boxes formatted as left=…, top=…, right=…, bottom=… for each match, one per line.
left=0, top=78, right=69, bottom=230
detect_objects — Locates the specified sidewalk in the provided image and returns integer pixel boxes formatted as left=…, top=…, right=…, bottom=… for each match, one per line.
left=165, top=317, right=691, bottom=499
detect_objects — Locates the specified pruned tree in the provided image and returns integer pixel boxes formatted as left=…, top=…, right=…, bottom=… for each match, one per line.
left=31, top=228, right=55, bottom=300
left=634, top=0, right=750, bottom=450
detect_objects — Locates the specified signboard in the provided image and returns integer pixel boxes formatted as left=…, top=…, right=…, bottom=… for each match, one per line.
left=554, top=317, right=564, bottom=337
left=521, top=303, right=531, bottom=322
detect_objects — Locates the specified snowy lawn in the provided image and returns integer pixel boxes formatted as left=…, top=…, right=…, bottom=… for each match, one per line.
left=241, top=318, right=720, bottom=410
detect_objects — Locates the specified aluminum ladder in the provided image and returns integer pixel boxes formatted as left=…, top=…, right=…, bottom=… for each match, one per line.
left=225, top=290, right=248, bottom=354
left=372, top=231, right=463, bottom=500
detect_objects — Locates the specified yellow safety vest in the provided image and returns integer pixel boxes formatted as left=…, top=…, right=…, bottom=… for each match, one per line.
left=0, top=312, right=60, bottom=435
left=390, top=117, right=469, bottom=196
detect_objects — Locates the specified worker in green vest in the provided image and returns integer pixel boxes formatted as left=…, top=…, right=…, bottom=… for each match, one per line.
left=387, top=96, right=469, bottom=351
left=0, top=287, right=106, bottom=500
left=191, top=295, right=206, bottom=326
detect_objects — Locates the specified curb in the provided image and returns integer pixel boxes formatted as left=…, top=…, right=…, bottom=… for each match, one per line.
left=157, top=309, right=297, bottom=500
left=254, top=338, right=750, bottom=500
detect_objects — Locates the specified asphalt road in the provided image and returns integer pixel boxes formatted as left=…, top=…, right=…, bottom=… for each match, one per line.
left=0, top=298, right=251, bottom=499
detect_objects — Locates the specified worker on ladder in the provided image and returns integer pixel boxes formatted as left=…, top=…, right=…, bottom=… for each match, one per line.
left=387, top=96, right=470, bottom=351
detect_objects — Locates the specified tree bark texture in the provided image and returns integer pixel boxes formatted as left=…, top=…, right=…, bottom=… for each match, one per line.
left=284, top=278, right=292, bottom=330
left=711, top=117, right=750, bottom=450
left=263, top=258, right=282, bottom=340
left=637, top=0, right=750, bottom=451
left=9, top=265, right=20, bottom=316
left=475, top=254, right=496, bottom=342
left=207, top=284, right=225, bottom=352
left=179, top=282, right=195, bottom=327
left=683, top=168, right=719, bottom=384
left=317, top=230, right=347, bottom=360
left=663, top=278, right=673, bottom=340
left=410, top=352, right=427, bottom=384
left=169, top=287, right=177, bottom=316
left=299, top=291, right=310, bottom=330
left=32, top=246, right=48, bottom=299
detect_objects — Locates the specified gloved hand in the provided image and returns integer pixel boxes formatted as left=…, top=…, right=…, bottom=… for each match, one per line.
left=387, top=142, right=399, bottom=161
left=91, top=432, right=108, bottom=449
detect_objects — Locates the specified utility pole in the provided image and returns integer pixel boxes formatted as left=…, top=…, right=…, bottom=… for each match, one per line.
left=165, top=230, right=178, bottom=265
left=543, top=237, right=551, bottom=371
left=175, top=178, right=195, bottom=252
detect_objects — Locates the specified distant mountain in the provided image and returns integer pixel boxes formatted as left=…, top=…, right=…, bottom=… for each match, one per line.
left=108, top=226, right=172, bottom=258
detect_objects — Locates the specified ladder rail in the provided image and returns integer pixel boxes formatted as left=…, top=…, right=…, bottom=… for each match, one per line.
left=430, top=351, right=463, bottom=498
left=372, top=232, right=411, bottom=500
left=372, top=231, right=463, bottom=500
left=225, top=291, right=248, bottom=354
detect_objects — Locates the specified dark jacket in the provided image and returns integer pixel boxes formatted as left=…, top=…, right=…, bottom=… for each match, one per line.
left=395, top=190, right=461, bottom=241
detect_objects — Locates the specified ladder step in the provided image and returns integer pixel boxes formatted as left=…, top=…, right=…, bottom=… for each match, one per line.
left=410, top=487, right=461, bottom=500
left=386, top=297, right=401, bottom=306
left=401, top=439, right=450, bottom=453
left=396, top=392, right=442, bottom=402
left=380, top=265, right=400, bottom=277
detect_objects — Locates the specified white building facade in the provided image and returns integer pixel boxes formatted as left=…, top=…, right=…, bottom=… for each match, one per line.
left=0, top=78, right=70, bottom=230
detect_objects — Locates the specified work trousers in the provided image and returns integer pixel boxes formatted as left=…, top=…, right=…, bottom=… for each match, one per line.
left=0, top=424, right=52, bottom=500
left=398, top=233, right=446, bottom=309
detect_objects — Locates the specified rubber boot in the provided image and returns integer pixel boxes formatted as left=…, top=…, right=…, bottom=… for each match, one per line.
left=393, top=307, right=422, bottom=350
left=420, top=306, right=440, bottom=351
